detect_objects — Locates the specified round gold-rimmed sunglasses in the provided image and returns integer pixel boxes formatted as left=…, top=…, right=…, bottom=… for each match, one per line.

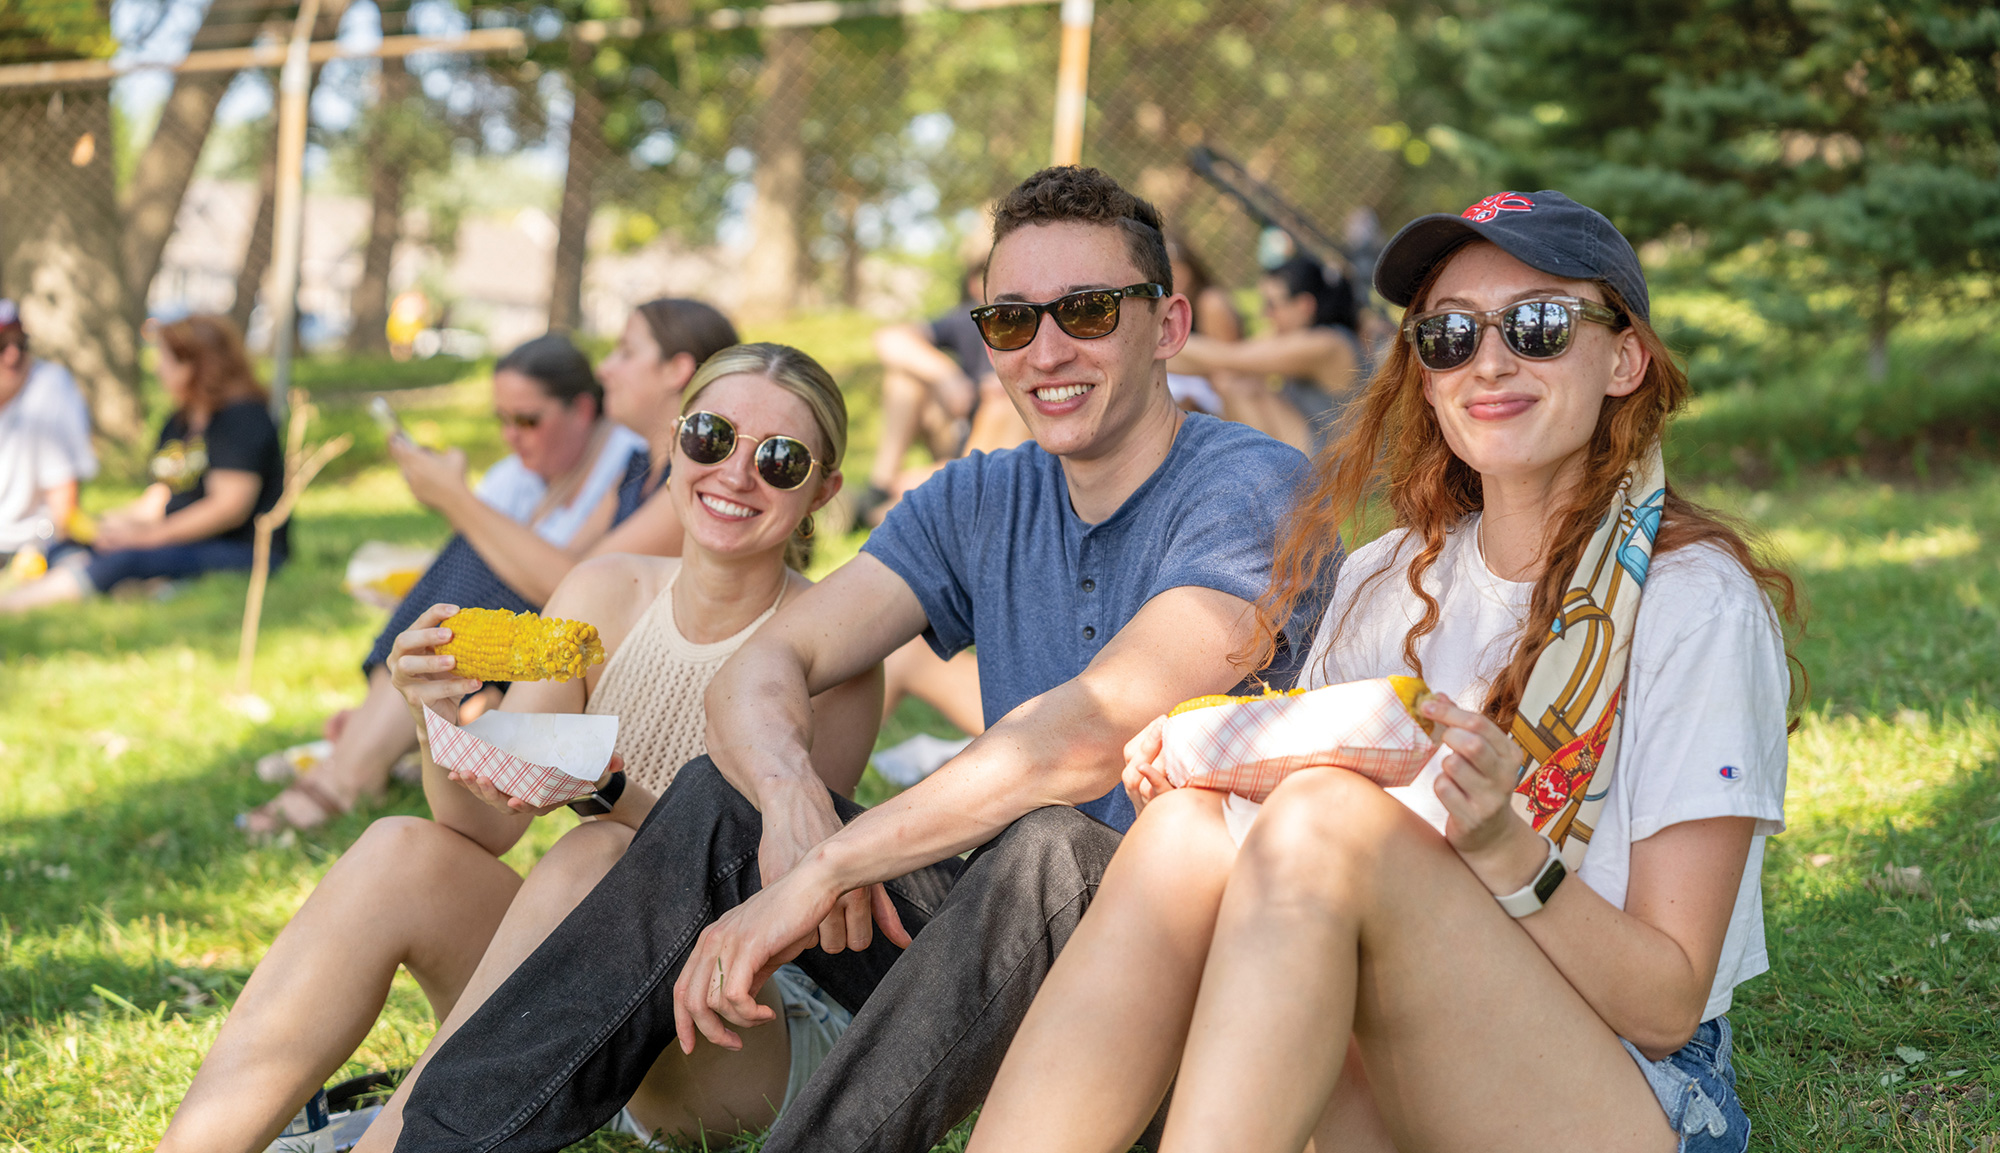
left=676, top=410, right=825, bottom=491
left=1402, top=295, right=1623, bottom=371
left=970, top=282, right=1167, bottom=352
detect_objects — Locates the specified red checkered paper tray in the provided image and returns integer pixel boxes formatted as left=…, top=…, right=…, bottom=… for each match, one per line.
left=422, top=708, right=620, bottom=808
left=1157, top=676, right=1441, bottom=803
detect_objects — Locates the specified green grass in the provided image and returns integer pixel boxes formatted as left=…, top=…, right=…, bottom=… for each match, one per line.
left=6, top=357, right=2000, bottom=1149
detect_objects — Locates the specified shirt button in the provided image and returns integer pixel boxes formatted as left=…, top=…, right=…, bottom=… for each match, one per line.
left=1080, top=578, right=1095, bottom=592
left=1082, top=625, right=1096, bottom=640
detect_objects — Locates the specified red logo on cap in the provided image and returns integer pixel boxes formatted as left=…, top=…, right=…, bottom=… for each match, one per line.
left=1462, top=192, right=1535, bottom=223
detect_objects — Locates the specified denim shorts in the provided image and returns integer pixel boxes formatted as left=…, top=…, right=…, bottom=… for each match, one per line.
left=1620, top=1016, right=1751, bottom=1153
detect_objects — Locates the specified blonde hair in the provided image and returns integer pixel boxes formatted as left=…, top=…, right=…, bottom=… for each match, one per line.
left=680, top=342, right=847, bottom=569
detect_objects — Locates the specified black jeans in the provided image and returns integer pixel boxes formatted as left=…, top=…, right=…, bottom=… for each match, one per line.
left=395, top=756, right=1125, bottom=1152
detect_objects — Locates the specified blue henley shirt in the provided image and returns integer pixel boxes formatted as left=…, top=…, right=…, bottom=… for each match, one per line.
left=862, top=411, right=1339, bottom=830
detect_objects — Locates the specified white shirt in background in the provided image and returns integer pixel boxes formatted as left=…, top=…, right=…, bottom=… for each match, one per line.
left=472, top=424, right=647, bottom=548
left=0, top=360, right=98, bottom=552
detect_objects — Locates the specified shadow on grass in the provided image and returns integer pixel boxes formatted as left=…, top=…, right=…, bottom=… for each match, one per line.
left=1738, top=753, right=2000, bottom=1151
left=0, top=737, right=428, bottom=1025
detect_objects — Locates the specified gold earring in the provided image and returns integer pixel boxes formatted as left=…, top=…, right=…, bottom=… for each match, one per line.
left=797, top=514, right=815, bottom=541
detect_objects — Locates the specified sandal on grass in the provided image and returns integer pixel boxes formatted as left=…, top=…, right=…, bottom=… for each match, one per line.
left=237, top=775, right=353, bottom=841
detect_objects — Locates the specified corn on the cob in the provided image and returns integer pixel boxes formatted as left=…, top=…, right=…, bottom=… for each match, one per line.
left=1388, top=675, right=1439, bottom=738
left=1168, top=685, right=1307, bottom=717
left=439, top=608, right=605, bottom=682
left=64, top=509, right=97, bottom=545
left=1167, top=677, right=1437, bottom=735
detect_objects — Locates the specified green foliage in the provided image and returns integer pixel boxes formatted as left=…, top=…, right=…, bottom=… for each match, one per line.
left=0, top=0, right=114, bottom=63
left=1405, top=0, right=2000, bottom=357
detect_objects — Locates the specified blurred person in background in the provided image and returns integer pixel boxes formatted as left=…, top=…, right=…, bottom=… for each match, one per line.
left=1162, top=236, right=1243, bottom=417
left=0, top=298, right=97, bottom=573
left=240, top=303, right=739, bottom=837
left=851, top=247, right=1032, bottom=529
left=1170, top=254, right=1362, bottom=453
left=0, top=314, right=279, bottom=615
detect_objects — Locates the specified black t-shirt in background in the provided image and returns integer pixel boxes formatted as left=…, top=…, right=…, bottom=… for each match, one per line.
left=927, top=307, right=995, bottom=383
left=151, top=399, right=286, bottom=551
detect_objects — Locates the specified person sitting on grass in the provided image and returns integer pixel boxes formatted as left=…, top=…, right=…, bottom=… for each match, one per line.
left=1169, top=253, right=1363, bottom=453
left=157, top=344, right=879, bottom=1153
left=0, top=298, right=97, bottom=572
left=240, top=302, right=738, bottom=837
left=966, top=190, right=1799, bottom=1153
left=345, top=164, right=1331, bottom=1153
left=1, top=314, right=282, bottom=615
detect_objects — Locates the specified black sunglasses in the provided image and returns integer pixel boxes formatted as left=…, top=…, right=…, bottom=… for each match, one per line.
left=970, top=283, right=1166, bottom=352
left=677, top=410, right=825, bottom=491
left=1402, top=296, right=1623, bottom=372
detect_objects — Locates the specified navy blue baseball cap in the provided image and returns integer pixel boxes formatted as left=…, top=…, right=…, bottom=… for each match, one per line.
left=1372, top=191, right=1649, bottom=323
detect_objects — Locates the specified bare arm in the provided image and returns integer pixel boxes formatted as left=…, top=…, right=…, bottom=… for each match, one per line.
left=874, top=323, right=977, bottom=420
left=1172, top=330, right=1356, bottom=393
left=678, top=572, right=1265, bottom=1048
left=1420, top=692, right=1753, bottom=1058
left=40, top=479, right=78, bottom=538
left=97, top=471, right=262, bottom=550
left=392, top=439, right=681, bottom=604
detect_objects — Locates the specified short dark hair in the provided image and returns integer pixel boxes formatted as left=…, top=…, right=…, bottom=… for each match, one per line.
left=990, top=166, right=1174, bottom=293
left=633, top=298, right=739, bottom=368
left=1266, top=255, right=1358, bottom=331
left=497, top=332, right=601, bottom=410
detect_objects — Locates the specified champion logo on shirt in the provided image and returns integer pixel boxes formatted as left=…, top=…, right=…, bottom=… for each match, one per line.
left=1718, top=765, right=1743, bottom=781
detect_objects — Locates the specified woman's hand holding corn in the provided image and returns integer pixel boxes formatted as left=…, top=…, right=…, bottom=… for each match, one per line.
left=1120, top=714, right=1175, bottom=816
left=1421, top=693, right=1554, bottom=898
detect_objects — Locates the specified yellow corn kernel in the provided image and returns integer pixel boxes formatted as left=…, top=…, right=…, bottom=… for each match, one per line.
left=1388, top=675, right=1438, bottom=737
left=439, top=608, right=606, bottom=682
left=1167, top=685, right=1307, bottom=717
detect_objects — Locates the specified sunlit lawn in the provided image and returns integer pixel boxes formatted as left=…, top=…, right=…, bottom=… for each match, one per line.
left=4, top=349, right=2000, bottom=1148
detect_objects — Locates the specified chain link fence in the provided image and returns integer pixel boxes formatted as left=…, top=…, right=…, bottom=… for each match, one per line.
left=0, top=0, right=1436, bottom=443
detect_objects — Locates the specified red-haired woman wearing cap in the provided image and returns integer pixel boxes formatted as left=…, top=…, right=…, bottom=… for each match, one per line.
left=967, top=192, right=1798, bottom=1153
left=0, top=314, right=284, bottom=614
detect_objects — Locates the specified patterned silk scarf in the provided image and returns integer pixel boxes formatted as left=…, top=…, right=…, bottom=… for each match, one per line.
left=1508, top=444, right=1667, bottom=869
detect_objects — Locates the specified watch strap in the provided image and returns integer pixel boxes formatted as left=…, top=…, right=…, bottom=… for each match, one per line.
left=568, top=769, right=627, bottom=817
left=1495, top=835, right=1566, bottom=919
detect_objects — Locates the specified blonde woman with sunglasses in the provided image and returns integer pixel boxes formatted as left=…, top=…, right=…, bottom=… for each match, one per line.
left=968, top=193, right=1800, bottom=1153
left=159, top=344, right=883, bottom=1153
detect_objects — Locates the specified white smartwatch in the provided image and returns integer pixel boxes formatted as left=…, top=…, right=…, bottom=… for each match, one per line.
left=1495, top=834, right=1567, bottom=919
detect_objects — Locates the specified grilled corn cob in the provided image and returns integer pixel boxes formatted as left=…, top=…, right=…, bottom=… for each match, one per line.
left=439, top=608, right=605, bottom=682
left=1166, top=676, right=1438, bottom=735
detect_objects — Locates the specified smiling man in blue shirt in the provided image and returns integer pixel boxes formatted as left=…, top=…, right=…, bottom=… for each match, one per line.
left=370, top=166, right=1338, bottom=1153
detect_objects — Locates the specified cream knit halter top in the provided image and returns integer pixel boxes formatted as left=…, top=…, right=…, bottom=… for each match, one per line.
left=585, top=561, right=786, bottom=794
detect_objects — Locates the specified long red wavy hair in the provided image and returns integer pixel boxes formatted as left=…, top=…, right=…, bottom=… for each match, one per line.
left=1253, top=248, right=1805, bottom=729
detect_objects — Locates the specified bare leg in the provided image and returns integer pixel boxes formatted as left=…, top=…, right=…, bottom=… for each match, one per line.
left=967, top=788, right=1237, bottom=1153
left=1162, top=770, right=1677, bottom=1153
left=245, top=667, right=415, bottom=833
left=621, top=981, right=793, bottom=1141
left=882, top=639, right=986, bottom=736
left=1214, top=372, right=1311, bottom=453
left=356, top=817, right=790, bottom=1150
left=870, top=368, right=931, bottom=491
left=157, top=817, right=521, bottom=1153
left=965, top=375, right=1030, bottom=455
left=0, top=565, right=89, bottom=614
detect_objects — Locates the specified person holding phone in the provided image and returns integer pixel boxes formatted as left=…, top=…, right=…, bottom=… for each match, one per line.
left=243, top=304, right=738, bottom=836
left=967, top=192, right=1798, bottom=1153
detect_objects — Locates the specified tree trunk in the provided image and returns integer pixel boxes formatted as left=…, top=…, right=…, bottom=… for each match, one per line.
left=1867, top=270, right=1893, bottom=382
left=0, top=88, right=146, bottom=446
left=346, top=58, right=413, bottom=355
left=231, top=112, right=281, bottom=338
left=119, top=72, right=234, bottom=310
left=549, top=72, right=603, bottom=334
left=740, top=28, right=812, bottom=321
